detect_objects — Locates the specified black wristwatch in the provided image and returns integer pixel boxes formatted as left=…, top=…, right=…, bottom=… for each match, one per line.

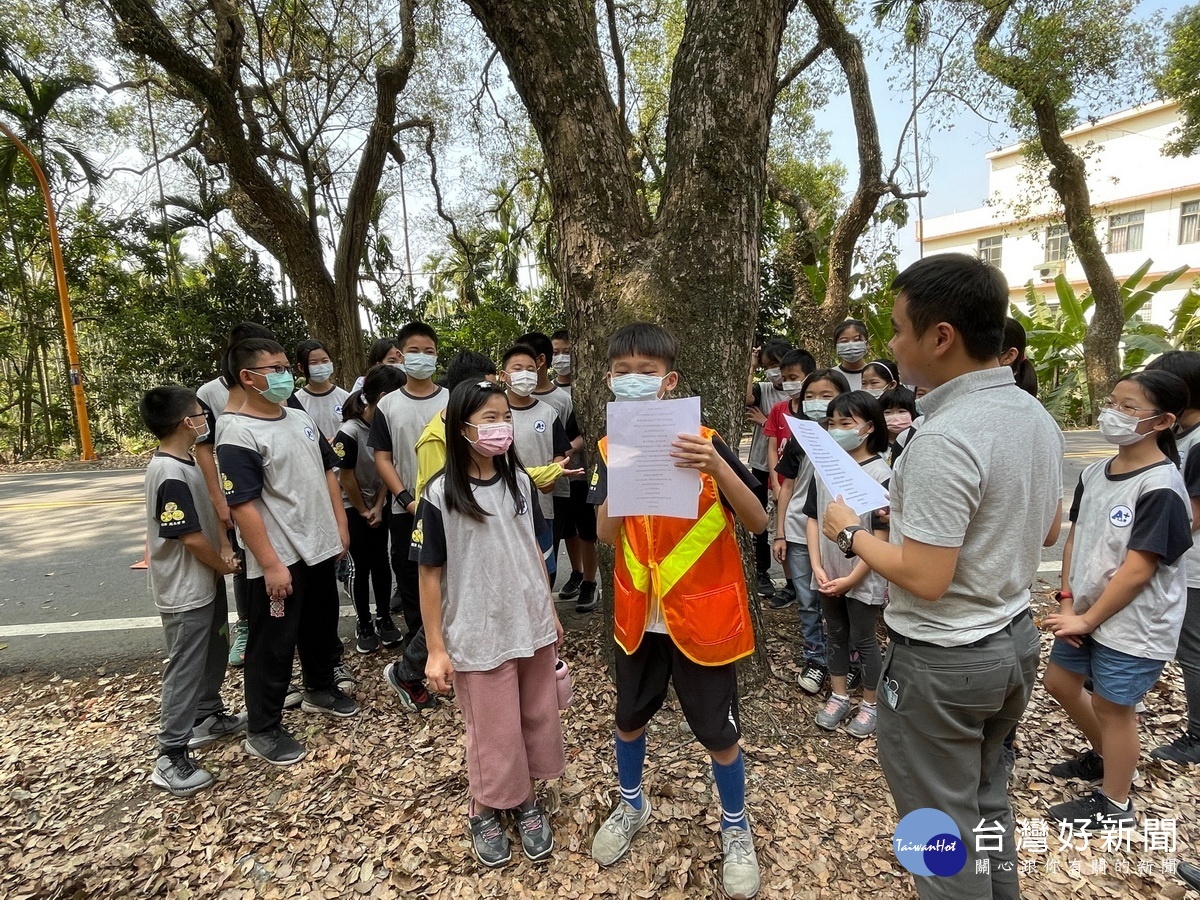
left=837, top=525, right=866, bottom=558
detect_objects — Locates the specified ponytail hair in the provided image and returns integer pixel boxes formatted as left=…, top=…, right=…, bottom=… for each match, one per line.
left=1117, top=370, right=1188, bottom=466
left=343, top=363, right=407, bottom=422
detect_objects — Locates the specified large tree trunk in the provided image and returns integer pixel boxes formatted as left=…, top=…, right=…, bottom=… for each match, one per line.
left=466, top=0, right=792, bottom=683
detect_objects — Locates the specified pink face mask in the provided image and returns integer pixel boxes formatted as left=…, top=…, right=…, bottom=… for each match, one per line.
left=885, top=411, right=914, bottom=432
left=466, top=421, right=514, bottom=456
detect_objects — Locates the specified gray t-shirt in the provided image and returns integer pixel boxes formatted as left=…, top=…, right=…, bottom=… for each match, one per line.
left=510, top=400, right=571, bottom=519
left=412, top=471, right=557, bottom=672
left=533, top=385, right=577, bottom=497
left=1175, top=423, right=1200, bottom=589
left=748, top=381, right=789, bottom=472
left=368, top=386, right=449, bottom=512
left=884, top=367, right=1064, bottom=646
left=144, top=452, right=221, bottom=613
left=834, top=366, right=864, bottom=392
left=1068, top=458, right=1191, bottom=660
left=333, top=417, right=383, bottom=509
left=775, top=439, right=814, bottom=546
left=804, top=454, right=892, bottom=605
left=195, top=377, right=229, bottom=446
left=216, top=408, right=342, bottom=578
left=297, top=385, right=350, bottom=440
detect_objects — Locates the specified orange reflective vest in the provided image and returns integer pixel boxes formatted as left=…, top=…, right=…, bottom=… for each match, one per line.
left=598, top=429, right=755, bottom=666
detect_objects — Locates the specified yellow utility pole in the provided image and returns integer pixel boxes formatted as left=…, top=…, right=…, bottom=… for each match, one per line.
left=0, top=121, right=96, bottom=460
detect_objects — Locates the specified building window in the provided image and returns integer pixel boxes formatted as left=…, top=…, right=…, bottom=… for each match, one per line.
left=1183, top=200, right=1200, bottom=245
left=1045, top=224, right=1070, bottom=263
left=977, top=235, right=1002, bottom=267
left=1107, top=210, right=1144, bottom=254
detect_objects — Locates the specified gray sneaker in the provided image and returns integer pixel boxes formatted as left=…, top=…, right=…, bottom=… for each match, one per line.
left=815, top=694, right=852, bottom=731
left=591, top=792, right=652, bottom=866
left=333, top=664, right=356, bottom=692
left=517, top=804, right=554, bottom=861
left=721, top=826, right=761, bottom=899
left=301, top=687, right=360, bottom=718
left=245, top=728, right=306, bottom=766
left=283, top=682, right=303, bottom=709
left=188, top=711, right=248, bottom=749
left=469, top=812, right=512, bottom=867
left=845, top=704, right=877, bottom=739
left=151, top=748, right=215, bottom=797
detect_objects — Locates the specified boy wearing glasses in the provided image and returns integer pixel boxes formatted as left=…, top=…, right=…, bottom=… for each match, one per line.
left=216, top=338, right=357, bottom=766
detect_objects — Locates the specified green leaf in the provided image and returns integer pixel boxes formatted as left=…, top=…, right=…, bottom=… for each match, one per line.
left=1054, top=274, right=1085, bottom=331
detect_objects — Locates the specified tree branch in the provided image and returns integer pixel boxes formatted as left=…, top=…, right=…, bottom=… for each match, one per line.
left=774, top=40, right=826, bottom=98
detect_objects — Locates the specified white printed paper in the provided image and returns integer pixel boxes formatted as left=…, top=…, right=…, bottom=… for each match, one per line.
left=784, top=415, right=890, bottom=516
left=606, top=397, right=701, bottom=519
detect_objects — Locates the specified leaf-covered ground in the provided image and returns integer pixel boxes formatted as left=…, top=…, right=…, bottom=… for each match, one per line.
left=1, top=595, right=1196, bottom=899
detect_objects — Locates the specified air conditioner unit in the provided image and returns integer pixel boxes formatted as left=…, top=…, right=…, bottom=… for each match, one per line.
left=1034, top=261, right=1065, bottom=283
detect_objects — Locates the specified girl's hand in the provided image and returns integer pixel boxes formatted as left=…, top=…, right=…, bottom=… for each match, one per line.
left=554, top=615, right=564, bottom=648
left=1043, top=612, right=1093, bottom=648
left=670, top=433, right=722, bottom=477
left=772, top=537, right=788, bottom=564
left=426, top=650, right=455, bottom=694
left=366, top=506, right=383, bottom=527
left=823, top=576, right=852, bottom=596
left=812, top=564, right=829, bottom=588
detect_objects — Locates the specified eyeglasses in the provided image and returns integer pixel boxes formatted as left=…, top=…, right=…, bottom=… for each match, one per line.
left=245, top=364, right=290, bottom=375
left=1101, top=398, right=1160, bottom=416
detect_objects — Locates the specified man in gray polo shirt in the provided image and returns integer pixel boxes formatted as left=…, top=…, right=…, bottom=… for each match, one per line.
left=823, top=254, right=1063, bottom=899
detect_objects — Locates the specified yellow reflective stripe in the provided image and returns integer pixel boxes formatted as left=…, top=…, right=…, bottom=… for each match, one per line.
left=620, top=530, right=650, bottom=593
left=655, top=500, right=728, bottom=600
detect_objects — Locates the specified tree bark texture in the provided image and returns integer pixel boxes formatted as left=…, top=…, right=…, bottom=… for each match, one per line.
left=466, top=0, right=792, bottom=683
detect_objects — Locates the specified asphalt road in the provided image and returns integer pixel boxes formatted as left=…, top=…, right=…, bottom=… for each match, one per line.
left=0, top=431, right=1112, bottom=675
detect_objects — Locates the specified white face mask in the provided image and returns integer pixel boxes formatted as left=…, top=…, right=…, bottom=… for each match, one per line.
left=307, top=362, right=334, bottom=383
left=507, top=370, right=538, bottom=397
left=764, top=367, right=782, bottom=387
left=803, top=399, right=829, bottom=420
left=782, top=381, right=805, bottom=398
left=864, top=387, right=885, bottom=399
left=551, top=354, right=571, bottom=375
left=1097, top=407, right=1158, bottom=446
left=836, top=340, right=868, bottom=363
left=828, top=425, right=867, bottom=452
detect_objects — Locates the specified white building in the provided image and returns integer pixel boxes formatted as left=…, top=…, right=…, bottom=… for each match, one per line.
left=917, top=101, right=1200, bottom=326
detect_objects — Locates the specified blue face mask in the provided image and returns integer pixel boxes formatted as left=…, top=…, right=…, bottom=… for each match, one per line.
left=307, top=362, right=334, bottom=383
left=828, top=426, right=866, bottom=452
left=610, top=373, right=665, bottom=401
left=252, top=371, right=295, bottom=404
left=404, top=352, right=437, bottom=380
left=803, top=399, right=829, bottom=420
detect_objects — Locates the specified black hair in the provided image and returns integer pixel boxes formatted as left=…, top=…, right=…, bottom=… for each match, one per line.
left=879, top=385, right=918, bottom=416
left=396, top=321, right=438, bottom=348
left=295, top=339, right=330, bottom=377
left=892, top=253, right=1007, bottom=362
left=140, top=385, right=198, bottom=439
left=1146, top=350, right=1200, bottom=412
left=760, top=337, right=793, bottom=366
left=344, top=363, right=407, bottom=422
left=798, top=368, right=851, bottom=419
left=516, top=331, right=553, bottom=369
left=833, top=319, right=869, bottom=343
left=1003, top=318, right=1038, bottom=397
left=827, top=390, right=890, bottom=454
left=1116, top=370, right=1188, bottom=466
left=862, top=359, right=898, bottom=385
left=366, top=337, right=399, bottom=367
left=550, top=329, right=569, bottom=343
left=229, top=338, right=287, bottom=387
left=780, top=348, right=817, bottom=376
left=444, top=350, right=498, bottom=391
left=502, top=343, right=539, bottom=369
left=442, top=380, right=526, bottom=522
left=220, top=322, right=276, bottom=387
left=607, top=322, right=676, bottom=369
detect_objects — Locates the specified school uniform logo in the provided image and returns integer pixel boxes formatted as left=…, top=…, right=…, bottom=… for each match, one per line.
left=159, top=502, right=185, bottom=524
left=1109, top=505, right=1133, bottom=528
left=411, top=521, right=424, bottom=548
left=534, top=420, right=547, bottom=433
left=332, top=441, right=345, bottom=459
left=221, top=473, right=234, bottom=494
left=517, top=496, right=528, bottom=516
left=334, top=404, right=343, bottom=416
left=304, top=426, right=316, bottom=442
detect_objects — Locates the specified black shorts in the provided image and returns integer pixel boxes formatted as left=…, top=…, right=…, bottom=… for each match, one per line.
left=553, top=479, right=598, bottom=543
left=614, top=633, right=740, bottom=751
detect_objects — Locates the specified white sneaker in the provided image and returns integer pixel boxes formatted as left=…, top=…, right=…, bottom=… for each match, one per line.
left=721, top=826, right=761, bottom=899
left=591, top=792, right=652, bottom=866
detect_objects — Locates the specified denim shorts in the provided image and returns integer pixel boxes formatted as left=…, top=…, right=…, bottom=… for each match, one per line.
left=1049, top=635, right=1166, bottom=707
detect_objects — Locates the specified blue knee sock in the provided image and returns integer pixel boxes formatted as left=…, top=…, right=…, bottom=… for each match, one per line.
left=712, top=750, right=748, bottom=830
left=615, top=732, right=646, bottom=810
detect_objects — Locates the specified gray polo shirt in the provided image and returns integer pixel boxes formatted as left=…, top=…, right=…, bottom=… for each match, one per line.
left=884, top=367, right=1064, bottom=646
left=368, top=386, right=449, bottom=512
left=144, top=452, right=222, bottom=613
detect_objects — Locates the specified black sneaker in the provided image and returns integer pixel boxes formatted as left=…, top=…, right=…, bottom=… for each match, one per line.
left=517, top=804, right=554, bottom=861
left=384, top=662, right=439, bottom=711
left=151, top=747, right=215, bottom=797
left=356, top=620, right=381, bottom=654
left=1049, top=748, right=1104, bottom=782
left=575, top=581, right=598, bottom=613
left=1048, top=789, right=1135, bottom=831
left=375, top=614, right=403, bottom=649
left=469, top=812, right=512, bottom=867
left=1180, top=861, right=1200, bottom=891
left=301, top=686, right=360, bottom=718
left=558, top=571, right=584, bottom=600
left=1150, top=733, right=1200, bottom=764
left=754, top=574, right=775, bottom=598
left=846, top=666, right=864, bottom=693
left=767, top=585, right=796, bottom=609
left=244, top=727, right=306, bottom=766
left=797, top=662, right=828, bottom=695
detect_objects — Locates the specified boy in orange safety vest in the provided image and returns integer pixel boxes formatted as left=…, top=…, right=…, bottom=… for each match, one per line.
left=588, top=322, right=769, bottom=900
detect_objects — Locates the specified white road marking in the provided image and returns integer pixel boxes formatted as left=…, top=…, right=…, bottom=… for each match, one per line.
left=0, top=605, right=359, bottom=638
